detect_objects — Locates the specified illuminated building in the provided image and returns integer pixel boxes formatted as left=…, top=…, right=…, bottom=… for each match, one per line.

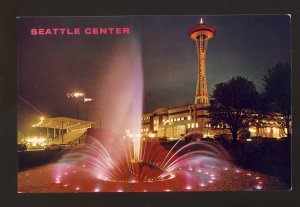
left=141, top=106, right=286, bottom=140
left=142, top=105, right=209, bottom=139
left=31, top=117, right=95, bottom=145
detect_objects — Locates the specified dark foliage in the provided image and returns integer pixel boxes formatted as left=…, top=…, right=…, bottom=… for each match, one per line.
left=208, top=76, right=259, bottom=142
left=262, top=62, right=291, bottom=137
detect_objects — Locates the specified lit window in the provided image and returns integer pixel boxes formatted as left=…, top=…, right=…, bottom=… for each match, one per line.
left=181, top=117, right=184, bottom=120
left=249, top=128, right=256, bottom=133
left=196, top=123, right=199, bottom=128
left=177, top=118, right=180, bottom=121
left=191, top=123, right=195, bottom=128
left=187, top=124, right=190, bottom=128
left=188, top=116, right=191, bottom=120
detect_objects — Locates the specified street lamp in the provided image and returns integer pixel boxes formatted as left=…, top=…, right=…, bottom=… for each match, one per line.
left=83, top=97, right=93, bottom=121
left=67, top=92, right=85, bottom=119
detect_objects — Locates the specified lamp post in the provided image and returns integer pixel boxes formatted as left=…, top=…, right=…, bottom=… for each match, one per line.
left=67, top=92, right=85, bottom=119
left=83, top=97, right=93, bottom=121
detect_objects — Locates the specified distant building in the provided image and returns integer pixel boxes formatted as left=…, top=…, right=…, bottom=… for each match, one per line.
left=142, top=103, right=210, bottom=139
left=141, top=104, right=286, bottom=140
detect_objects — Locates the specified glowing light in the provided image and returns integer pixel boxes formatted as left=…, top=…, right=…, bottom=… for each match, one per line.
left=247, top=173, right=252, bottom=176
left=224, top=167, right=229, bottom=171
left=255, top=185, right=263, bottom=190
left=246, top=139, right=252, bottom=142
left=200, top=18, right=203, bottom=24
left=32, top=117, right=45, bottom=127
left=148, top=133, right=156, bottom=138
left=255, top=176, right=260, bottom=180
left=200, top=183, right=206, bottom=187
left=249, top=127, right=256, bottom=133
left=63, top=184, right=69, bottom=187
left=75, top=186, right=80, bottom=191
left=208, top=180, right=214, bottom=183
left=74, top=92, right=84, bottom=98
left=164, top=189, right=171, bottom=192
left=83, top=97, right=93, bottom=102
left=26, top=137, right=46, bottom=144
left=117, top=189, right=123, bottom=192
left=185, top=185, right=192, bottom=190
left=94, top=188, right=101, bottom=192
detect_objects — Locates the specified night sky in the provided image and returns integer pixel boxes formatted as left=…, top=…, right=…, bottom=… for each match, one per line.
left=17, top=15, right=291, bottom=132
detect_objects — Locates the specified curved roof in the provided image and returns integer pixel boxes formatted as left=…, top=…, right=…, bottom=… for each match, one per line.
left=32, top=117, right=95, bottom=129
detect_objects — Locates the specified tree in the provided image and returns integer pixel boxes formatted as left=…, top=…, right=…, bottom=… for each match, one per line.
left=262, top=62, right=291, bottom=137
left=208, top=76, right=259, bottom=142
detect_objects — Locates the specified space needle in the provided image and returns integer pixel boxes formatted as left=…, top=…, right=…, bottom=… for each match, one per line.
left=188, top=18, right=216, bottom=104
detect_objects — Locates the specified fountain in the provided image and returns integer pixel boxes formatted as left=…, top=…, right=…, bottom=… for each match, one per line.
left=56, top=132, right=231, bottom=183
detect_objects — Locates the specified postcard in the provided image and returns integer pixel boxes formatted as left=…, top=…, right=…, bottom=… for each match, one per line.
left=17, top=15, right=291, bottom=192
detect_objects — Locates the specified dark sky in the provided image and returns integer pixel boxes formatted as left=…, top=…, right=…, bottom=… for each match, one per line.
left=17, top=15, right=291, bottom=132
